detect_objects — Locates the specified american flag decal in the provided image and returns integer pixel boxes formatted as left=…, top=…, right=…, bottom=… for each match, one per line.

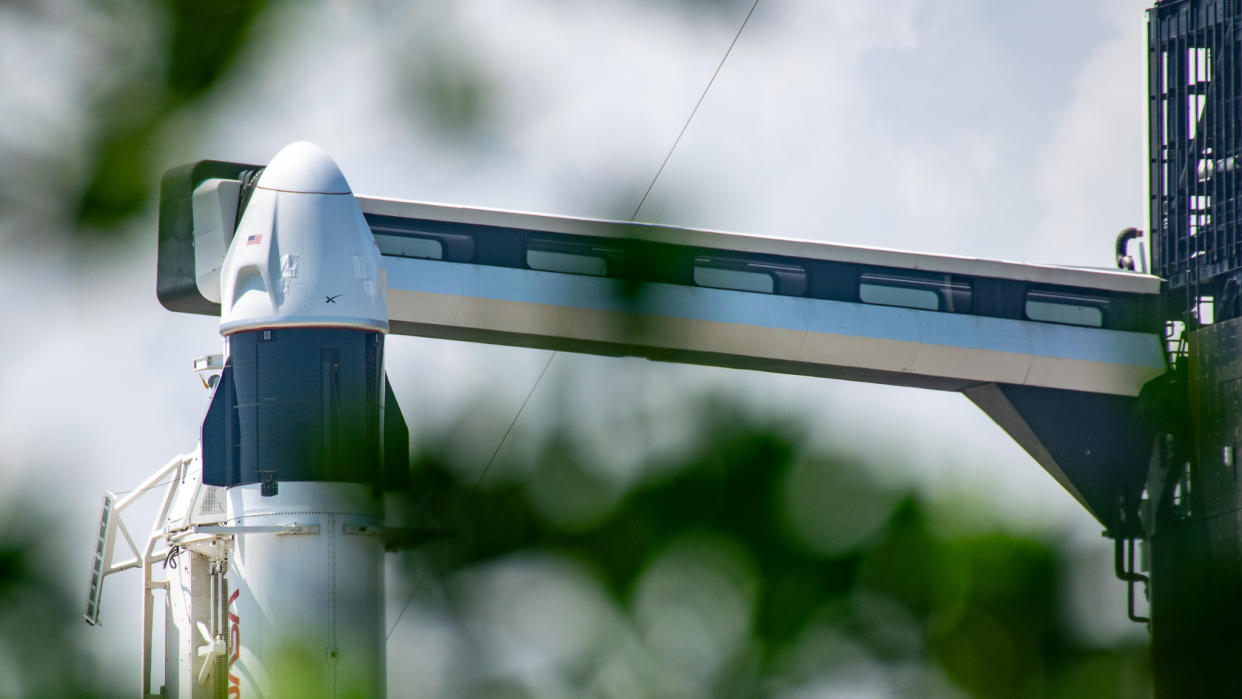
left=246, top=234, right=262, bottom=245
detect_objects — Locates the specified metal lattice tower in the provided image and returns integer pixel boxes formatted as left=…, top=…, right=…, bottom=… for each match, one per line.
left=1149, top=0, right=1242, bottom=324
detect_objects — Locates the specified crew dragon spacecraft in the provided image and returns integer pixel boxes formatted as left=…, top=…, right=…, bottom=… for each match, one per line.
left=86, top=142, right=408, bottom=698
left=87, top=135, right=1167, bottom=697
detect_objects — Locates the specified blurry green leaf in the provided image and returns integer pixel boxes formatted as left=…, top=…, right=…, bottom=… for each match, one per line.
left=0, top=505, right=123, bottom=697
left=162, top=0, right=268, bottom=103
left=74, top=0, right=272, bottom=230
left=391, top=392, right=1150, bottom=696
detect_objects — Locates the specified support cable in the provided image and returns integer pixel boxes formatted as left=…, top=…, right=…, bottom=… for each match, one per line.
left=386, top=352, right=556, bottom=639
left=631, top=0, right=761, bottom=221
left=473, top=352, right=557, bottom=488
left=388, top=1, right=760, bottom=640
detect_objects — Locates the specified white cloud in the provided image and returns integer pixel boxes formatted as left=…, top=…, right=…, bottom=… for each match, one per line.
left=1033, top=0, right=1151, bottom=267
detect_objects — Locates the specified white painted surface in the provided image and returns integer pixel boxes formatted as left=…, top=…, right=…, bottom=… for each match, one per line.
left=226, top=483, right=385, bottom=697
left=219, top=143, right=388, bottom=335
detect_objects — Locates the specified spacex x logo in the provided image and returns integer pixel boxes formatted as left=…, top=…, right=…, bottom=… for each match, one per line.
left=325, top=294, right=342, bottom=304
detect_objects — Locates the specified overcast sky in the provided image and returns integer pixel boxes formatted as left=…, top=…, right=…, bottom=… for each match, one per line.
left=0, top=0, right=1154, bottom=693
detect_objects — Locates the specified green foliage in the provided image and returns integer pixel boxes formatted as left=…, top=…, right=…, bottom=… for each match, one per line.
left=75, top=0, right=272, bottom=229
left=263, top=641, right=377, bottom=699
left=13, top=0, right=501, bottom=241
left=0, top=506, right=123, bottom=698
left=392, top=396, right=1150, bottom=697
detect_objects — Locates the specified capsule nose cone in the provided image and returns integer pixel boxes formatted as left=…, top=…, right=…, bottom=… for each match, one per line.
left=256, top=141, right=351, bottom=194
left=218, top=141, right=388, bottom=335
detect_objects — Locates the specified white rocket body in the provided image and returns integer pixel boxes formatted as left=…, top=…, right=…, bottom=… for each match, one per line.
left=223, top=484, right=385, bottom=696
left=177, top=142, right=391, bottom=697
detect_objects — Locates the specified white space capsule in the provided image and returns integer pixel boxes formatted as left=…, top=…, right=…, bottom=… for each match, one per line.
left=219, top=140, right=387, bottom=335
left=195, top=142, right=399, bottom=697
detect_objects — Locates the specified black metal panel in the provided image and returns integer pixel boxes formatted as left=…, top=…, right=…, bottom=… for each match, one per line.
left=1147, top=316, right=1242, bottom=696
left=366, top=214, right=476, bottom=261
left=156, top=159, right=261, bottom=316
left=203, top=328, right=384, bottom=488
left=1148, top=0, right=1242, bottom=306
left=201, top=364, right=238, bottom=487
left=996, top=384, right=1154, bottom=522
left=383, top=377, right=410, bottom=490
left=1189, top=319, right=1242, bottom=516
